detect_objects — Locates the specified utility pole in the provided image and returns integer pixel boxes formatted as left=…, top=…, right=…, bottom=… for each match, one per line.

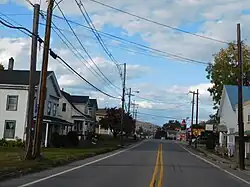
left=196, top=89, right=199, bottom=126
left=237, top=23, right=245, bottom=170
left=120, top=63, right=126, bottom=146
left=128, top=88, right=131, bottom=114
left=25, top=3, right=40, bottom=160
left=189, top=91, right=195, bottom=145
left=33, top=0, right=54, bottom=158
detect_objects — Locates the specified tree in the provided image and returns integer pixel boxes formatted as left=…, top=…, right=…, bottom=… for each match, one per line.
left=206, top=42, right=250, bottom=109
left=136, top=126, right=143, bottom=134
left=163, top=120, right=181, bottom=131
left=0, top=63, right=4, bottom=70
left=99, top=107, right=135, bottom=138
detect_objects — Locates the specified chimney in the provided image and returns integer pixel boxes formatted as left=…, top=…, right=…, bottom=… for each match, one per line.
left=8, top=57, right=14, bottom=70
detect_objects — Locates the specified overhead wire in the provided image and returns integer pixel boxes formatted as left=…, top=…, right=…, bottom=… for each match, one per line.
left=75, top=0, right=123, bottom=80
left=38, top=23, right=195, bottom=62
left=54, top=1, right=122, bottom=91
left=88, top=0, right=230, bottom=45
left=0, top=16, right=120, bottom=99
left=39, top=12, right=121, bottom=95
left=137, top=112, right=178, bottom=119
left=45, top=13, right=210, bottom=65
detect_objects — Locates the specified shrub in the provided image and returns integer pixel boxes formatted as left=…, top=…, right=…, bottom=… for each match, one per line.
left=0, top=138, right=24, bottom=148
left=67, top=131, right=79, bottom=146
left=51, top=132, right=61, bottom=148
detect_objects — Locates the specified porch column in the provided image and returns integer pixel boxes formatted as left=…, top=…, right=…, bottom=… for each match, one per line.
left=99, top=124, right=101, bottom=134
left=44, top=122, right=49, bottom=148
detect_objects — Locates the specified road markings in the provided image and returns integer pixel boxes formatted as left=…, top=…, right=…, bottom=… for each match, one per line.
left=150, top=144, right=164, bottom=187
left=18, top=141, right=144, bottom=187
left=150, top=144, right=160, bottom=187
left=179, top=143, right=250, bottom=185
left=158, top=144, right=164, bottom=187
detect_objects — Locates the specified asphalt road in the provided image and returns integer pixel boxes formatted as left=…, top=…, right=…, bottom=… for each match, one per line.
left=1, top=140, right=249, bottom=187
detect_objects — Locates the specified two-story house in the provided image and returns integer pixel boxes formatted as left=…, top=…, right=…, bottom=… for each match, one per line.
left=59, top=90, right=96, bottom=139
left=218, top=85, right=250, bottom=156
left=95, top=108, right=111, bottom=135
left=0, top=57, right=72, bottom=147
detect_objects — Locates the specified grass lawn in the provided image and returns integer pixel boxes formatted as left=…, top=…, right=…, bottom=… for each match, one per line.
left=0, top=138, right=138, bottom=181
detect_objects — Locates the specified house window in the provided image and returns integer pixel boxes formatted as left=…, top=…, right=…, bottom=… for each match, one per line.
left=6, top=95, right=18, bottom=111
left=52, top=103, right=57, bottom=116
left=62, top=103, right=66, bottom=112
left=89, top=108, right=92, bottom=115
left=4, top=120, right=16, bottom=139
left=47, top=101, right=51, bottom=115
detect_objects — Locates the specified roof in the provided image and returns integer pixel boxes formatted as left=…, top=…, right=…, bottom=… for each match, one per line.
left=0, top=70, right=53, bottom=85
left=96, top=108, right=107, bottom=115
left=34, top=115, right=73, bottom=125
left=61, top=90, right=92, bottom=120
left=70, top=95, right=89, bottom=103
left=224, top=85, right=250, bottom=110
left=89, top=99, right=98, bottom=109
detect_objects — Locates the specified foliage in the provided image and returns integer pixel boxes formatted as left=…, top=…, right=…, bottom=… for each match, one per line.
left=51, top=132, right=79, bottom=148
left=136, top=126, right=143, bottom=134
left=163, top=120, right=181, bottom=130
left=0, top=138, right=24, bottom=148
left=154, top=127, right=165, bottom=139
left=99, top=107, right=135, bottom=137
left=206, top=42, right=250, bottom=109
left=51, top=132, right=61, bottom=148
left=67, top=131, right=79, bottom=146
left=0, top=63, right=4, bottom=70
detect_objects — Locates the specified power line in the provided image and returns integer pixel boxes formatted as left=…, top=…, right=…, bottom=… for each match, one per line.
left=137, top=112, right=178, bottom=119
left=88, top=0, right=229, bottom=44
left=39, top=23, right=202, bottom=63
left=24, top=0, right=34, bottom=7
left=0, top=17, right=32, bottom=37
left=47, top=13, right=210, bottom=65
left=40, top=12, right=121, bottom=95
left=75, top=0, right=123, bottom=80
left=0, top=17, right=120, bottom=99
left=55, top=1, right=122, bottom=90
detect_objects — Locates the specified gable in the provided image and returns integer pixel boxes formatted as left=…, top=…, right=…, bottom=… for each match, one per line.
left=46, top=72, right=61, bottom=98
left=224, top=85, right=250, bottom=111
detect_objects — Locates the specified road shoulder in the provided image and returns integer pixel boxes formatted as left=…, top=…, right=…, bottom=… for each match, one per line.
left=0, top=141, right=143, bottom=187
left=178, top=142, right=250, bottom=185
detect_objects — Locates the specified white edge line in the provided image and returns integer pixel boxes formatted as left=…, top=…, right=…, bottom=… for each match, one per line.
left=179, top=143, right=250, bottom=185
left=18, top=141, right=143, bottom=187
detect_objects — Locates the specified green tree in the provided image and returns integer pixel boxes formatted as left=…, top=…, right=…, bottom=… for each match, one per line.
left=136, top=126, right=143, bottom=134
left=99, top=107, right=135, bottom=138
left=206, top=42, right=250, bottom=109
left=0, top=63, right=4, bottom=70
left=163, top=120, right=181, bottom=130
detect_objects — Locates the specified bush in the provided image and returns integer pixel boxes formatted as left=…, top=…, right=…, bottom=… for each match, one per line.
left=51, top=132, right=61, bottom=148
left=67, top=131, right=79, bottom=146
left=0, top=138, right=24, bottom=148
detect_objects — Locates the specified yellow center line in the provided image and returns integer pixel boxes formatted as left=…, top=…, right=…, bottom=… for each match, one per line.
left=150, top=144, right=160, bottom=187
left=150, top=144, right=164, bottom=187
left=158, top=144, right=164, bottom=187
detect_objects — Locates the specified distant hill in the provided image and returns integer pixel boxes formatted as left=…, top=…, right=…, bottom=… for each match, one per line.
left=136, top=120, right=159, bottom=132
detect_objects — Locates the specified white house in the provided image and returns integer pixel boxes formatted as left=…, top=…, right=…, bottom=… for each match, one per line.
left=0, top=58, right=72, bottom=147
left=59, top=90, right=96, bottom=139
left=218, top=85, right=250, bottom=156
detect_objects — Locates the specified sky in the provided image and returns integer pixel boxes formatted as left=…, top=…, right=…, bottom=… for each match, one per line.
left=0, top=0, right=250, bottom=126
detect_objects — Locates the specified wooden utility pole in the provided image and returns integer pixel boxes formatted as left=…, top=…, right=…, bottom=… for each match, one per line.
left=33, top=0, right=54, bottom=158
left=196, top=89, right=199, bottom=126
left=120, top=63, right=126, bottom=146
left=189, top=91, right=195, bottom=145
left=25, top=3, right=40, bottom=160
left=237, top=23, right=245, bottom=170
left=128, top=88, right=131, bottom=114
